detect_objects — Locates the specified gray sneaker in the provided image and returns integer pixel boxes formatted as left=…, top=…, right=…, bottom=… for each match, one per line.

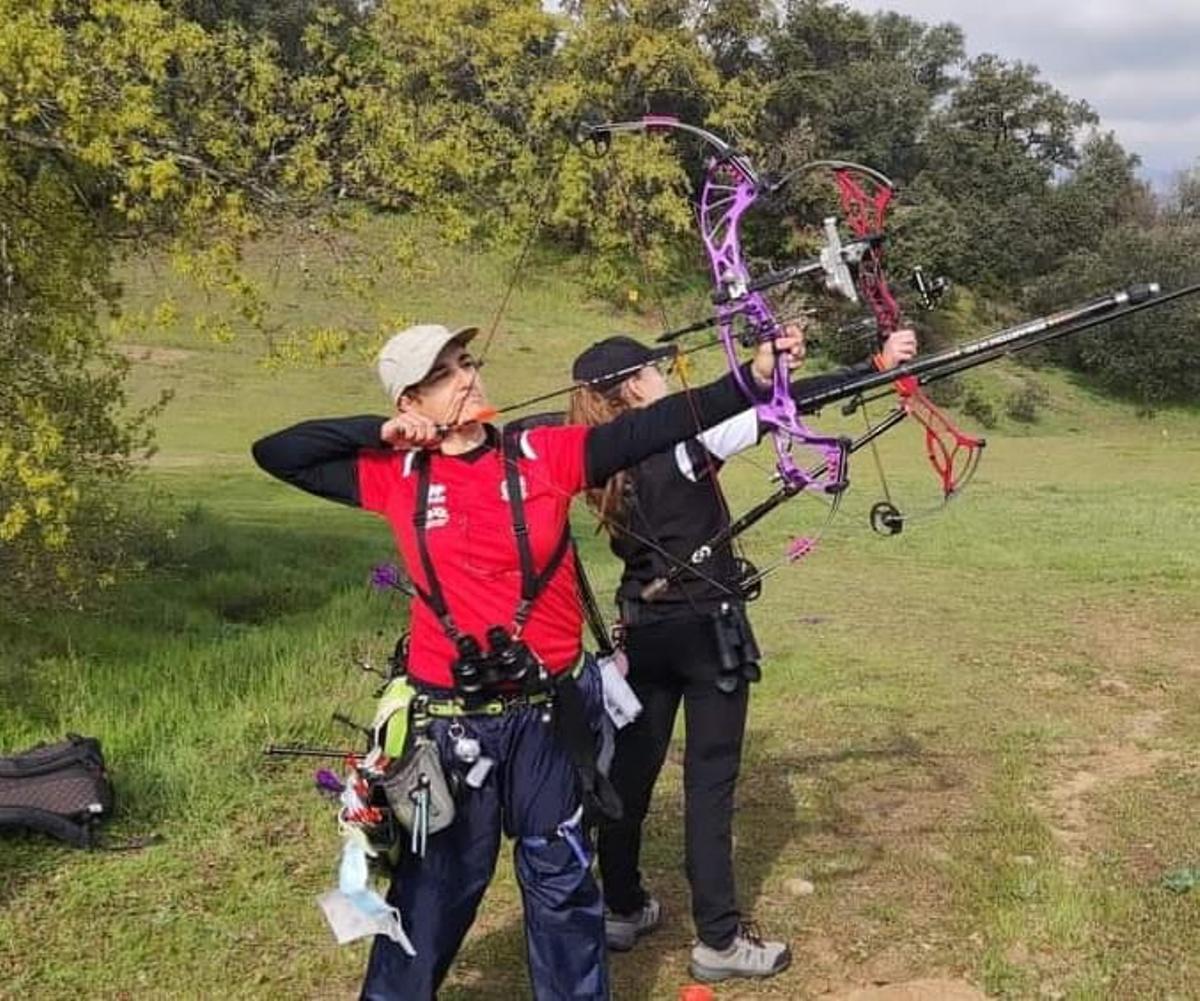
left=604, top=896, right=662, bottom=951
left=689, top=921, right=791, bottom=982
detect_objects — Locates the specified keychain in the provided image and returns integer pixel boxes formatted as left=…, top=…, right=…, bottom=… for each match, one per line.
left=465, top=757, right=494, bottom=789
left=448, top=722, right=481, bottom=764
left=448, top=722, right=494, bottom=788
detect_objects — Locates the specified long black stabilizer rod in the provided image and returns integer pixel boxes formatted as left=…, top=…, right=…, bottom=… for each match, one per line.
left=844, top=280, right=1200, bottom=412
left=641, top=278, right=1200, bottom=601
left=794, top=282, right=1164, bottom=415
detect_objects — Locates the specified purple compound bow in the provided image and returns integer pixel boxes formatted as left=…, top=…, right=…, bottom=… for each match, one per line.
left=579, top=115, right=855, bottom=496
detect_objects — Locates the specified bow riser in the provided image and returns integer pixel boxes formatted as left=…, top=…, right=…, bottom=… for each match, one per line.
left=698, top=160, right=850, bottom=494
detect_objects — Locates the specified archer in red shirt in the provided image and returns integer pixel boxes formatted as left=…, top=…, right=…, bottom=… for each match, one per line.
left=252, top=322, right=800, bottom=1001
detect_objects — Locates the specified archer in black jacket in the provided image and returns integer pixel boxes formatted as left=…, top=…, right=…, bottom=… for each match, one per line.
left=567, top=324, right=917, bottom=984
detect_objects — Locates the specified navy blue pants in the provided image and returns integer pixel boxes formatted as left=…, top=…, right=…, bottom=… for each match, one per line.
left=361, top=664, right=609, bottom=1001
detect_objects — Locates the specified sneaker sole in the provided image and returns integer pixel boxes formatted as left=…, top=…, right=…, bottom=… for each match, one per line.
left=605, top=931, right=637, bottom=952
left=688, top=947, right=792, bottom=983
left=605, top=918, right=661, bottom=953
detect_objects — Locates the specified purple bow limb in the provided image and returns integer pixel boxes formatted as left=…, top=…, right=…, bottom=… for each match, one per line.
left=699, top=156, right=849, bottom=496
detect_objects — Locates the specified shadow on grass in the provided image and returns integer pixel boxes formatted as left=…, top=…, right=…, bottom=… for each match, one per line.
left=444, top=908, right=533, bottom=1000
left=0, top=837, right=78, bottom=910
left=734, top=764, right=805, bottom=915
left=597, top=749, right=809, bottom=998
left=774, top=732, right=926, bottom=772
left=2, top=504, right=388, bottom=668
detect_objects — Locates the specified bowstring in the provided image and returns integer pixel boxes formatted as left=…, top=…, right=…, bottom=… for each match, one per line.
left=610, top=136, right=864, bottom=595
left=445, top=138, right=571, bottom=429
left=858, top=391, right=896, bottom=510
left=443, top=131, right=748, bottom=604
left=833, top=164, right=984, bottom=524
left=618, top=133, right=846, bottom=589
left=604, top=138, right=750, bottom=605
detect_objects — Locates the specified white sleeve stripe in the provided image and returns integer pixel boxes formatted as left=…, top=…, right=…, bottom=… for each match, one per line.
left=694, top=409, right=759, bottom=461
left=675, top=441, right=698, bottom=482
left=402, top=451, right=416, bottom=477
left=519, top=430, right=538, bottom=460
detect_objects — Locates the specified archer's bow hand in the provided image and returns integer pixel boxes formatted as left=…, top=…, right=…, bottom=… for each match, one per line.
left=877, top=328, right=918, bottom=370
left=750, top=325, right=806, bottom=388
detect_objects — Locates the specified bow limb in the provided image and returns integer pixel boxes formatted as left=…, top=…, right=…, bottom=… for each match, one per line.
left=581, top=117, right=903, bottom=598
left=576, top=116, right=757, bottom=598
left=829, top=163, right=985, bottom=512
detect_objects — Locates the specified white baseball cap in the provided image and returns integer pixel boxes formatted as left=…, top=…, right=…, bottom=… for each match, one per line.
left=376, top=323, right=479, bottom=404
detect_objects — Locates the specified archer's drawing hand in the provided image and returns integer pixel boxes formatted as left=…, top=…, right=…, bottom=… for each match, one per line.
left=380, top=412, right=442, bottom=450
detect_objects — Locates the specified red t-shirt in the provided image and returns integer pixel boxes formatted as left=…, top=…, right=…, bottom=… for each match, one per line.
left=357, top=425, right=591, bottom=688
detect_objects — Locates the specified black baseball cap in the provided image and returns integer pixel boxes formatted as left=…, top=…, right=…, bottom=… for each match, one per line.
left=571, top=335, right=676, bottom=392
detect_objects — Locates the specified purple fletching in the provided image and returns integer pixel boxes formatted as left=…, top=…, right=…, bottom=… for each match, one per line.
left=370, top=564, right=401, bottom=591
left=315, top=769, right=344, bottom=795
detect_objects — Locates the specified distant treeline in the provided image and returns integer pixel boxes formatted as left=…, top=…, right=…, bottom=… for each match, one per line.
left=2, top=0, right=1197, bottom=597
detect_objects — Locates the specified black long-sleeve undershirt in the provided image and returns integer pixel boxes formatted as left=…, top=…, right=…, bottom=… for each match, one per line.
left=249, top=356, right=888, bottom=505
left=251, top=366, right=756, bottom=506
left=251, top=415, right=384, bottom=507
left=583, top=366, right=751, bottom=486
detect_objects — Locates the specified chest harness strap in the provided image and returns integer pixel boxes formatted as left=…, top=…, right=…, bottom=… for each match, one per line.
left=408, top=431, right=571, bottom=686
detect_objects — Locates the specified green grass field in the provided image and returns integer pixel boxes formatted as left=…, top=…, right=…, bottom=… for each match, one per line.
left=3, top=228, right=1199, bottom=1000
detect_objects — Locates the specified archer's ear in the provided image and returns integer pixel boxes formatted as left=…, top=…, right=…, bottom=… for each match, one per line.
left=616, top=378, right=640, bottom=408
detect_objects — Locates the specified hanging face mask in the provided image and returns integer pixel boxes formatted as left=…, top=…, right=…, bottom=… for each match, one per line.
left=317, top=836, right=415, bottom=954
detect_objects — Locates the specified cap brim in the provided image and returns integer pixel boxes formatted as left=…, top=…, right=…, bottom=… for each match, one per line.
left=449, top=325, right=479, bottom=345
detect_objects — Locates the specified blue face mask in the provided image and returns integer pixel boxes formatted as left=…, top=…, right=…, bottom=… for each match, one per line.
left=317, top=838, right=415, bottom=955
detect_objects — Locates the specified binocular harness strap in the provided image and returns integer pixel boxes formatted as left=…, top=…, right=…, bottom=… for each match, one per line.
left=409, top=433, right=572, bottom=645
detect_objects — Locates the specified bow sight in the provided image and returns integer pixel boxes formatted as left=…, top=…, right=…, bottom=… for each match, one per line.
left=911, top=267, right=950, bottom=310
left=702, top=225, right=878, bottom=313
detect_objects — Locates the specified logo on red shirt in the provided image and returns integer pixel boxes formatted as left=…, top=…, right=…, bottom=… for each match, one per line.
left=427, top=483, right=449, bottom=528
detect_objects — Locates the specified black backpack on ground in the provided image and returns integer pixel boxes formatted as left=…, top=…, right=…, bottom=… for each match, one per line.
left=0, top=734, right=114, bottom=848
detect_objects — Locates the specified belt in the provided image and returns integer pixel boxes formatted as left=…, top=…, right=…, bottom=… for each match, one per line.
left=620, top=598, right=733, bottom=628
left=418, top=689, right=554, bottom=718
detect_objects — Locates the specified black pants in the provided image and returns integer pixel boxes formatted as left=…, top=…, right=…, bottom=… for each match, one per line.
left=597, top=613, right=750, bottom=950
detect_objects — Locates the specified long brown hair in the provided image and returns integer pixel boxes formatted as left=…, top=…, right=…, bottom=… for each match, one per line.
left=567, top=381, right=632, bottom=532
